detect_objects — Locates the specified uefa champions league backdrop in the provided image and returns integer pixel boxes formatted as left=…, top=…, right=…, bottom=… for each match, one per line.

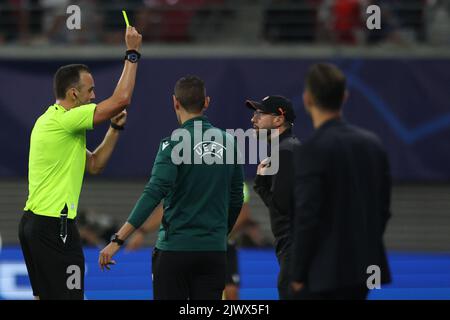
left=1, top=58, right=449, bottom=181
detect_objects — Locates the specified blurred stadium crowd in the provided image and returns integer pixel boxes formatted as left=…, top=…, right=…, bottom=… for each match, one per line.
left=0, top=0, right=449, bottom=46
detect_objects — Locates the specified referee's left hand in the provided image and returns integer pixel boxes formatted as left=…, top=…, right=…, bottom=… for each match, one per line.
left=257, top=157, right=271, bottom=175
left=99, top=242, right=120, bottom=271
left=111, top=110, right=127, bottom=127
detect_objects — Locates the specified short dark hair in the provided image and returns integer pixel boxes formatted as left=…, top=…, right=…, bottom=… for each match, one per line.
left=305, top=63, right=347, bottom=111
left=54, top=64, right=91, bottom=99
left=174, top=75, right=206, bottom=113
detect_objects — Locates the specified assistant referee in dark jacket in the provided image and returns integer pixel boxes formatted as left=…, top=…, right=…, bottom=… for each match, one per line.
left=290, top=63, right=392, bottom=300
left=245, top=95, right=300, bottom=299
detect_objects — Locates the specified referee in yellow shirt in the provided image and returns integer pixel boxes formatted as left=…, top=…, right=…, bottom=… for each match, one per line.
left=18, top=27, right=142, bottom=300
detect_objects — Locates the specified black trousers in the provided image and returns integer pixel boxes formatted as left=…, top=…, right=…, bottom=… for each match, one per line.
left=225, top=241, right=239, bottom=286
left=290, top=284, right=369, bottom=300
left=152, top=248, right=226, bottom=300
left=276, top=250, right=291, bottom=300
left=18, top=211, right=85, bottom=300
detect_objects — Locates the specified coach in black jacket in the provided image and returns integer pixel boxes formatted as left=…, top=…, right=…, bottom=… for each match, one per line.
left=290, top=63, right=392, bottom=300
left=245, top=95, right=300, bottom=299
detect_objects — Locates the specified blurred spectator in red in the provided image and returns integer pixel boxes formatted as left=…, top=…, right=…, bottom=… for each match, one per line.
left=333, top=0, right=363, bottom=44
left=318, top=0, right=364, bottom=45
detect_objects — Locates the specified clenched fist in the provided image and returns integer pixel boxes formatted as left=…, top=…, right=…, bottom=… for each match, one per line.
left=111, top=110, right=127, bottom=127
left=125, top=27, right=142, bottom=51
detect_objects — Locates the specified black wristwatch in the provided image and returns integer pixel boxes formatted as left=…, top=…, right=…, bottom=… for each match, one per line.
left=111, top=234, right=125, bottom=246
left=110, top=122, right=124, bottom=131
left=124, top=49, right=141, bottom=63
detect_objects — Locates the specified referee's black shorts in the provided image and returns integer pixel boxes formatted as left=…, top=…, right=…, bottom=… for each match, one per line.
left=18, top=211, right=85, bottom=300
left=152, top=247, right=226, bottom=300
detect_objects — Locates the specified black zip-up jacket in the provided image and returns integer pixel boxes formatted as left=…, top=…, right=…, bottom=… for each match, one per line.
left=253, top=128, right=300, bottom=256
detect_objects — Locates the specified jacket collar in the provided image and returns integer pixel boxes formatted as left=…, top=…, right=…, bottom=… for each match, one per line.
left=316, top=117, right=344, bottom=133
left=181, top=115, right=209, bottom=128
left=278, top=127, right=293, bottom=142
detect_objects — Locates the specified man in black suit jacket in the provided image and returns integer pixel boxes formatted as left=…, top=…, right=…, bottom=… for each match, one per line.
left=290, top=63, right=392, bottom=300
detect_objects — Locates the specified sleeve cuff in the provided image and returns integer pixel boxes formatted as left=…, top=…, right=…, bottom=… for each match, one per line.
left=86, top=103, right=96, bottom=130
left=254, top=174, right=270, bottom=187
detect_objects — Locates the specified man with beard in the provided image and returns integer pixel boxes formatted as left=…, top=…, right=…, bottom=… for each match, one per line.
left=245, top=95, right=300, bottom=299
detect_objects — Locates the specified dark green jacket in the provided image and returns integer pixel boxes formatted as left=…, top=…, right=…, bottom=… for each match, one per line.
left=128, top=116, right=244, bottom=251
